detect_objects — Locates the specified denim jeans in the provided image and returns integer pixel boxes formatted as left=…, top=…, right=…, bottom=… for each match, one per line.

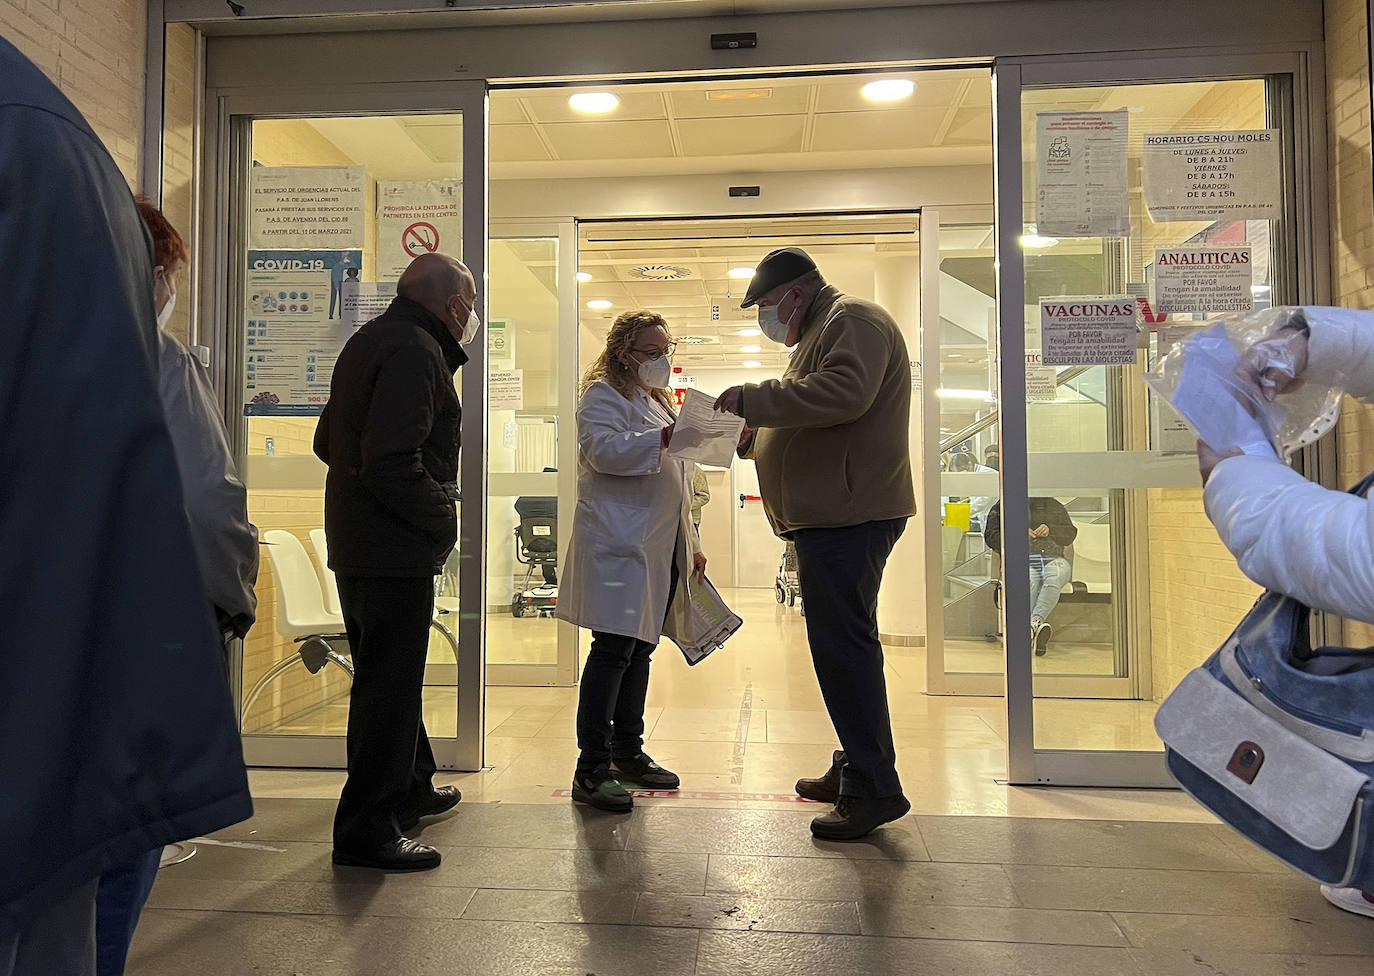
left=1029, top=554, right=1073, bottom=624
left=94, top=848, right=162, bottom=976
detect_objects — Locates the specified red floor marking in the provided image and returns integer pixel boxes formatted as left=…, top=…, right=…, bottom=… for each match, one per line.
left=553, top=789, right=819, bottom=802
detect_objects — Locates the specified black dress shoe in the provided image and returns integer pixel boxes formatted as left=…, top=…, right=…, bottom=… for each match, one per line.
left=332, top=837, right=441, bottom=871
left=397, top=785, right=462, bottom=832
left=810, top=794, right=911, bottom=841
left=795, top=749, right=846, bottom=803
left=611, top=752, right=680, bottom=790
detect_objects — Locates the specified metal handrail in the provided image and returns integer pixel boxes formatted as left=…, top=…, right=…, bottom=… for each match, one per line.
left=937, top=365, right=1094, bottom=454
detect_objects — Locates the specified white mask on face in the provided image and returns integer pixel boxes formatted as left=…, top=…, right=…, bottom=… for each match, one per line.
left=637, top=354, right=672, bottom=389
left=453, top=296, right=480, bottom=344
left=157, top=286, right=176, bottom=330
left=757, top=290, right=797, bottom=343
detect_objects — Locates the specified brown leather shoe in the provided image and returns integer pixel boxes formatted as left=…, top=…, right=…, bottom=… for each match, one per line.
left=795, top=749, right=845, bottom=803
left=810, top=794, right=911, bottom=841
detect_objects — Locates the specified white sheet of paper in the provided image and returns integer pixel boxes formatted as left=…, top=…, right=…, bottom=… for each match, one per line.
left=1168, top=323, right=1278, bottom=458
left=667, top=388, right=746, bottom=467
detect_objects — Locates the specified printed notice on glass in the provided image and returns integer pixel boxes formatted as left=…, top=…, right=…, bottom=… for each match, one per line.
left=1143, top=130, right=1280, bottom=222
left=249, top=166, right=366, bottom=250
left=376, top=180, right=462, bottom=281
left=243, top=249, right=360, bottom=415
left=1040, top=297, right=1139, bottom=366
left=1035, top=109, right=1129, bottom=238
left=666, top=388, right=745, bottom=468
left=1023, top=310, right=1057, bottom=401
left=340, top=280, right=397, bottom=336
left=1153, top=246, right=1253, bottom=315
left=489, top=369, right=524, bottom=410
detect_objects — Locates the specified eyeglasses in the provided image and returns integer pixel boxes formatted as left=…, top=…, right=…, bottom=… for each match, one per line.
left=632, top=342, right=677, bottom=359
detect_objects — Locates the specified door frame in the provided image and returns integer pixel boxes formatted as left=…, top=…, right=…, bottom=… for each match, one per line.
left=209, top=82, right=489, bottom=771
left=992, top=48, right=1329, bottom=787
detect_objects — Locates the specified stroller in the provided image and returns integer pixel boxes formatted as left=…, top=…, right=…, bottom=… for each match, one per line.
left=775, top=540, right=803, bottom=613
left=511, top=495, right=558, bottom=618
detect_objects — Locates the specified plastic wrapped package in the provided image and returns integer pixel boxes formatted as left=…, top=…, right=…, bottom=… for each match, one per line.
left=1143, top=307, right=1345, bottom=460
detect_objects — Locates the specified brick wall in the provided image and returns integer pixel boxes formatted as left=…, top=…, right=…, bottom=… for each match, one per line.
left=1, top=0, right=146, bottom=186
left=1326, top=0, right=1374, bottom=645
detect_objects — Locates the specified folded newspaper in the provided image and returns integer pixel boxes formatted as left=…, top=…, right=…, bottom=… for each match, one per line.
left=663, top=574, right=743, bottom=666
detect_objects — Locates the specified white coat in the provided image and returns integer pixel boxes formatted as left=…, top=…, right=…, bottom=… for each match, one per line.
left=557, top=380, right=700, bottom=643
left=1206, top=307, right=1374, bottom=623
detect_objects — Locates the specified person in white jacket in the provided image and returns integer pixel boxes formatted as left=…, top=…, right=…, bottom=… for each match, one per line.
left=1199, top=305, right=1374, bottom=919
left=557, top=310, right=706, bottom=812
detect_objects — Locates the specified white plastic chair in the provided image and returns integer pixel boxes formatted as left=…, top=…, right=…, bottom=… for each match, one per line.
left=241, top=530, right=354, bottom=725
left=308, top=528, right=460, bottom=662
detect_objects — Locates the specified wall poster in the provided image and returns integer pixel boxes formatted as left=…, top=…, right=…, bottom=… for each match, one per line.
left=1035, top=109, right=1130, bottom=238
left=1040, top=297, right=1139, bottom=366
left=1143, top=130, right=1281, bottom=222
left=249, top=166, right=366, bottom=250
left=376, top=180, right=462, bottom=281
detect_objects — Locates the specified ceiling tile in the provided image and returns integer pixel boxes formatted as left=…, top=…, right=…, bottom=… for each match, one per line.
left=490, top=125, right=551, bottom=162
left=669, top=84, right=813, bottom=119
left=942, top=107, right=993, bottom=147
left=524, top=89, right=667, bottom=124
left=676, top=115, right=805, bottom=156
left=811, top=108, right=947, bottom=152
left=542, top=120, right=676, bottom=160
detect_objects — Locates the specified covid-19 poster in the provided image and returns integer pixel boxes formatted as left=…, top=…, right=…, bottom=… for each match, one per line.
left=243, top=249, right=362, bottom=415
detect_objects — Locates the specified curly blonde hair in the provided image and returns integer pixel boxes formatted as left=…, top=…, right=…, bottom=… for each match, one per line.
left=580, top=309, right=675, bottom=409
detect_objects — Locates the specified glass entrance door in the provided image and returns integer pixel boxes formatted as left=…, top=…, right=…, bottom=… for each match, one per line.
left=220, top=86, right=488, bottom=770
left=993, top=54, right=1323, bottom=785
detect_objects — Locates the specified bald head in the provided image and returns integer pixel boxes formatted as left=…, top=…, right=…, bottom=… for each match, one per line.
left=397, top=252, right=476, bottom=342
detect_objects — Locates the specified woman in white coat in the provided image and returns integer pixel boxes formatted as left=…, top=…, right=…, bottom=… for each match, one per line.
left=558, top=309, right=707, bottom=812
left=1199, top=306, right=1374, bottom=919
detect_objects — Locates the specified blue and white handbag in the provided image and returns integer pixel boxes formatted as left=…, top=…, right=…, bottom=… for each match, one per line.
left=1155, top=475, right=1374, bottom=889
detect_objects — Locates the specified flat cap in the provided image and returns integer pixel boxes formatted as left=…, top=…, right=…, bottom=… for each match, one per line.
left=740, top=247, right=817, bottom=308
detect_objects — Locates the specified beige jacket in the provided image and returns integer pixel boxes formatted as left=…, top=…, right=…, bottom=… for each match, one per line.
left=740, top=285, right=916, bottom=537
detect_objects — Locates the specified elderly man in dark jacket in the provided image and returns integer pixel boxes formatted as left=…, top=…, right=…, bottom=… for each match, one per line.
left=314, top=252, right=478, bottom=871
left=0, top=37, right=251, bottom=974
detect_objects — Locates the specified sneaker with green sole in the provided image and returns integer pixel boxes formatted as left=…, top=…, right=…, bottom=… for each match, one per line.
left=571, top=768, right=634, bottom=812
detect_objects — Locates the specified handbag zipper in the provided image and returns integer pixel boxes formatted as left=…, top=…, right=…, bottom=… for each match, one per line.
left=1235, top=648, right=1370, bottom=738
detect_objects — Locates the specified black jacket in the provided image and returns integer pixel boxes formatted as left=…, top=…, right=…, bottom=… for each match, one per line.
left=1, top=36, right=250, bottom=936
left=314, top=297, right=467, bottom=576
left=985, top=497, right=1078, bottom=559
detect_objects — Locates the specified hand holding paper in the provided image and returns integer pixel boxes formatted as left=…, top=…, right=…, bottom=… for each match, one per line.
left=668, top=389, right=746, bottom=468
left=1154, top=323, right=1279, bottom=459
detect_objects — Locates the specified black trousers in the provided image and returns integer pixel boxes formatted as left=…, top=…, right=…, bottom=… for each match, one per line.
left=333, top=575, right=437, bottom=849
left=792, top=518, right=907, bottom=799
left=575, top=559, right=678, bottom=774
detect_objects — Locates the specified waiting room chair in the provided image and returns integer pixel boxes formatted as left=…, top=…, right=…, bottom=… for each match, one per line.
left=307, top=528, right=460, bottom=662
left=241, top=530, right=354, bottom=726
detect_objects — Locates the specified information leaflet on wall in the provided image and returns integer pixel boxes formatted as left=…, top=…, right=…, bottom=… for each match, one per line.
left=249, top=166, right=365, bottom=250
left=1153, top=246, right=1253, bottom=315
left=340, top=280, right=398, bottom=336
left=1152, top=325, right=1203, bottom=453
left=489, top=369, right=524, bottom=410
left=1023, top=308, right=1058, bottom=401
left=1040, top=297, right=1139, bottom=366
left=376, top=180, right=462, bottom=281
left=243, top=249, right=360, bottom=415
left=1035, top=109, right=1129, bottom=238
left=488, top=319, right=513, bottom=369
left=1143, top=130, right=1280, bottom=222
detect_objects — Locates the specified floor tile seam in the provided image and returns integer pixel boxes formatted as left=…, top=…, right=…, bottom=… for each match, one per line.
left=699, top=886, right=1028, bottom=910
left=849, top=924, right=1133, bottom=949
left=1105, top=907, right=1374, bottom=926
left=919, top=856, right=1266, bottom=872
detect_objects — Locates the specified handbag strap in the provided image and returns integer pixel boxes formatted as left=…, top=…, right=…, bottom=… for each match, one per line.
left=1351, top=469, right=1374, bottom=499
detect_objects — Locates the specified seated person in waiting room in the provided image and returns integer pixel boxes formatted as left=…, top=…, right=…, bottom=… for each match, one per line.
left=985, top=496, right=1077, bottom=656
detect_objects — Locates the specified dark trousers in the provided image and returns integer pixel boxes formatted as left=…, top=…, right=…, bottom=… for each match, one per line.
left=576, top=560, right=678, bottom=773
left=94, top=848, right=161, bottom=976
left=333, top=575, right=437, bottom=849
left=792, top=518, right=907, bottom=799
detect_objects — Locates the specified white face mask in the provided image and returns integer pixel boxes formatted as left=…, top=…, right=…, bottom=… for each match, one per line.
left=758, top=290, right=798, bottom=343
left=637, top=354, right=672, bottom=389
left=460, top=307, right=480, bottom=344
left=157, top=287, right=176, bottom=330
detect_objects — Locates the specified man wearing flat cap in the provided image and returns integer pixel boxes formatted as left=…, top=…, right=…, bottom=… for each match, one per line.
left=716, top=247, right=915, bottom=840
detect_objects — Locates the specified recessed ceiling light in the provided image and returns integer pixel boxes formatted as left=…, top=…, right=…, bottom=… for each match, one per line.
left=741, top=345, right=762, bottom=353
left=728, top=266, right=755, bottom=279
left=861, top=78, right=915, bottom=103
left=743, top=360, right=763, bottom=368
left=569, top=92, right=619, bottom=114
left=737, top=328, right=761, bottom=337
left=576, top=271, right=592, bottom=282
left=586, top=299, right=613, bottom=310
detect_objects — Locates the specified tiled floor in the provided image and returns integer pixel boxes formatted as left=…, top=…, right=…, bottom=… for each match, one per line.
left=128, top=799, right=1374, bottom=975
left=129, top=587, right=1374, bottom=974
